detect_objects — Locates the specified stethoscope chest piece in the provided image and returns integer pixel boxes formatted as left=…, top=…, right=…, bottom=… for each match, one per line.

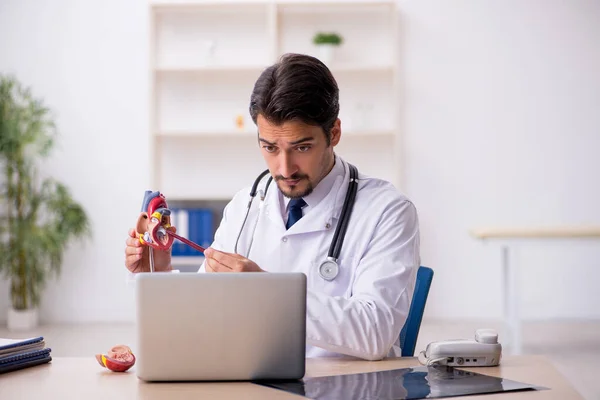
left=319, top=257, right=339, bottom=281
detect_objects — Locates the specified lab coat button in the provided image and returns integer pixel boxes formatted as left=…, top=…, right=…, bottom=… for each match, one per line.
left=325, top=223, right=331, bottom=229
left=282, top=237, right=288, bottom=242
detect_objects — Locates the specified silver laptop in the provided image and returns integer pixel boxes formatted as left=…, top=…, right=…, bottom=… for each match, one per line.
left=134, top=272, right=307, bottom=382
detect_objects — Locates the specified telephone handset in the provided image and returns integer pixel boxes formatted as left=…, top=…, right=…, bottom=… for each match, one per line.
left=418, top=329, right=502, bottom=367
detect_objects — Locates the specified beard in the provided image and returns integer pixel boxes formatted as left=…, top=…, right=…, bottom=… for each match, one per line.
left=276, top=173, right=314, bottom=199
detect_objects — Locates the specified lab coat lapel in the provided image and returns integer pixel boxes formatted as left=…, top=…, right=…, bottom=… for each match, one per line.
left=263, top=184, right=286, bottom=232
left=246, top=185, right=286, bottom=270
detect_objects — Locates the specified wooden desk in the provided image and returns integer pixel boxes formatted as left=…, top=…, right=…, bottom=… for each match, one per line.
left=1, top=356, right=582, bottom=399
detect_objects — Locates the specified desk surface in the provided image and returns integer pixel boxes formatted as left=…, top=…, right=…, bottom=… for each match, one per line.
left=1, top=355, right=582, bottom=399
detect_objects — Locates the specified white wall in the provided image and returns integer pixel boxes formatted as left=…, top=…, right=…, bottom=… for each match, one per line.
left=0, top=0, right=150, bottom=323
left=0, top=0, right=599, bottom=324
left=398, top=0, right=600, bottom=320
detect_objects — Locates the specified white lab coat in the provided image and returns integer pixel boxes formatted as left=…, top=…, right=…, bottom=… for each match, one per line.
left=199, top=155, right=421, bottom=361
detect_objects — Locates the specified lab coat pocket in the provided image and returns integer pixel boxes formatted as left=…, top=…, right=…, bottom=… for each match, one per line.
left=309, top=255, right=357, bottom=298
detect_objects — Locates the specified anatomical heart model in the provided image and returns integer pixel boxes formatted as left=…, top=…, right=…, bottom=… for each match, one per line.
left=134, top=190, right=205, bottom=272
left=135, top=190, right=175, bottom=251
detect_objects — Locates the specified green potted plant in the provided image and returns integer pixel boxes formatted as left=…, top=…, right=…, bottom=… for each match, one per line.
left=0, top=74, right=91, bottom=331
left=312, top=32, right=343, bottom=65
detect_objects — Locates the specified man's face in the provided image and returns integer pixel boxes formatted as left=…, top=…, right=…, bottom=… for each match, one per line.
left=257, top=114, right=341, bottom=199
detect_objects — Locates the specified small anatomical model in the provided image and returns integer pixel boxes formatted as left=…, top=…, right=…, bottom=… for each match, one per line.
left=96, top=345, right=135, bottom=372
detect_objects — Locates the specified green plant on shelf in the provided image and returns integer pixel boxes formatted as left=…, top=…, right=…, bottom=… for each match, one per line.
left=313, top=32, right=343, bottom=46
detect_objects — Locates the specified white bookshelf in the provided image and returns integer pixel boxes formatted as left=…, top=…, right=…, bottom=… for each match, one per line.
left=149, top=0, right=401, bottom=202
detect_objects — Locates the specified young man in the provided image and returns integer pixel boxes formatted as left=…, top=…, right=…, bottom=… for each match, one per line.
left=125, top=53, right=421, bottom=361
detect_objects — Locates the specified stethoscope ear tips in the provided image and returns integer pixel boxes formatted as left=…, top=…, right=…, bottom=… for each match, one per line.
left=319, top=259, right=339, bottom=281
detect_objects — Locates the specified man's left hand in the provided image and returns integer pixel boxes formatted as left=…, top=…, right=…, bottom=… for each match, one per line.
left=204, top=248, right=265, bottom=273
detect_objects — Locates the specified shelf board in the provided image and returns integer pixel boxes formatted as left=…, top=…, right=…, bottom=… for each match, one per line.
left=166, top=195, right=236, bottom=203
left=154, top=64, right=391, bottom=74
left=167, top=197, right=233, bottom=203
left=277, top=0, right=394, bottom=4
left=330, top=64, right=394, bottom=73
left=172, top=256, right=205, bottom=267
left=155, top=65, right=268, bottom=74
left=344, top=129, right=395, bottom=136
left=151, top=0, right=268, bottom=11
left=155, top=130, right=394, bottom=138
left=151, top=0, right=394, bottom=5
left=277, top=0, right=395, bottom=13
left=156, top=130, right=257, bottom=138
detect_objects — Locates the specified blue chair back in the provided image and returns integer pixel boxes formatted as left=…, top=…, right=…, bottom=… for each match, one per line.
left=399, top=266, right=434, bottom=357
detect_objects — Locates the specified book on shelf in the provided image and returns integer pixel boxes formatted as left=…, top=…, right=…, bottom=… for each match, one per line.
left=0, top=336, right=52, bottom=374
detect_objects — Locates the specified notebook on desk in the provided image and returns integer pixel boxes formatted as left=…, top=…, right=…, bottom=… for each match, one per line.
left=0, top=336, right=52, bottom=374
left=134, top=272, right=307, bottom=382
left=0, top=336, right=45, bottom=355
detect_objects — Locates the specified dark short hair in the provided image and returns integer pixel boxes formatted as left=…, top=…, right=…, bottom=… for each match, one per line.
left=249, top=53, right=339, bottom=146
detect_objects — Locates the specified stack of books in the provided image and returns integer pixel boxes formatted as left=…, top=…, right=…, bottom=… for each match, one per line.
left=0, top=336, right=52, bottom=374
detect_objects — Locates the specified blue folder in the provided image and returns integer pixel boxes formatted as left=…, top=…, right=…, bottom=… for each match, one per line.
left=171, top=208, right=213, bottom=257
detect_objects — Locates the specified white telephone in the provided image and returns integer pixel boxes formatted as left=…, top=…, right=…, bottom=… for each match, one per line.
left=418, top=329, right=502, bottom=367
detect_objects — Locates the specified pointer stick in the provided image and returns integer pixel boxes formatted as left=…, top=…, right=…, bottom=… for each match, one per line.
left=169, top=231, right=206, bottom=253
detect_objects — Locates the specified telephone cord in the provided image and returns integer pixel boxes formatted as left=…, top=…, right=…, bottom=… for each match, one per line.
left=418, top=350, right=449, bottom=366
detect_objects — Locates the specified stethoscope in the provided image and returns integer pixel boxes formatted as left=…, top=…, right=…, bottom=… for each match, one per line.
left=234, top=163, right=359, bottom=281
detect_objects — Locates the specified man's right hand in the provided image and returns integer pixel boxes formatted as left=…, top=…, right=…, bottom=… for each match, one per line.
left=124, top=228, right=174, bottom=273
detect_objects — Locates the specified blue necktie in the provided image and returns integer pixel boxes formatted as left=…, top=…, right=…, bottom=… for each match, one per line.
left=286, top=198, right=306, bottom=229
